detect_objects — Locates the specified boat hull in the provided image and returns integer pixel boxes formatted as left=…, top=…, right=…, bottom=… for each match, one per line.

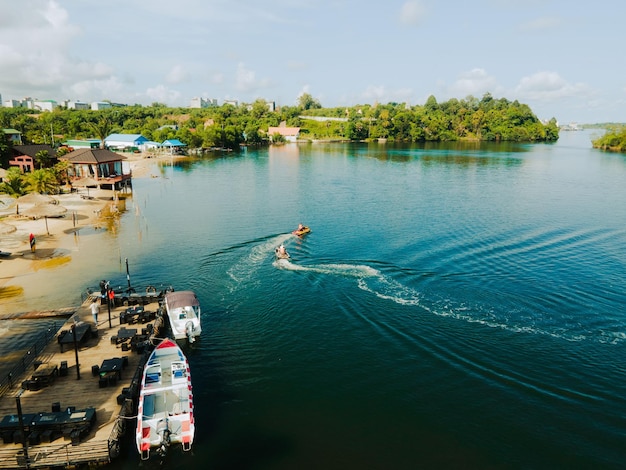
left=164, top=290, right=202, bottom=342
left=135, top=338, right=194, bottom=460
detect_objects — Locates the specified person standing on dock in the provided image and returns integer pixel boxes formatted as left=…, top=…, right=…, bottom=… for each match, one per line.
left=91, top=298, right=99, bottom=324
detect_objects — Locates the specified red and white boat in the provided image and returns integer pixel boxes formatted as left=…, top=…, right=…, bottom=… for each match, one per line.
left=136, top=338, right=194, bottom=460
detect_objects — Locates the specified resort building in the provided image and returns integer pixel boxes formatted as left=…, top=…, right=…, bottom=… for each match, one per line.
left=8, top=144, right=57, bottom=172
left=60, top=148, right=132, bottom=191
left=104, top=133, right=148, bottom=151
left=62, top=139, right=101, bottom=149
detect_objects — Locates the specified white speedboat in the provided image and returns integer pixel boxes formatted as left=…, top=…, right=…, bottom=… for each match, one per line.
left=164, top=290, right=201, bottom=342
left=136, top=338, right=195, bottom=460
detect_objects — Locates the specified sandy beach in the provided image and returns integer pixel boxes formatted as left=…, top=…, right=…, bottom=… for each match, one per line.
left=0, top=153, right=167, bottom=313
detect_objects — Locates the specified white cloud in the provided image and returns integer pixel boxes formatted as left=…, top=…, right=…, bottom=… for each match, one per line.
left=447, top=68, right=501, bottom=98
left=234, top=63, right=271, bottom=93
left=360, top=85, right=414, bottom=104
left=145, top=85, right=182, bottom=104
left=399, top=1, right=427, bottom=26
left=518, top=16, right=562, bottom=32
left=515, top=71, right=591, bottom=101
left=166, top=65, right=189, bottom=85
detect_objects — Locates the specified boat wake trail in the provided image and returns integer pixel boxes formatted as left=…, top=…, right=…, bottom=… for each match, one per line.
left=227, top=234, right=293, bottom=292
left=276, top=260, right=422, bottom=307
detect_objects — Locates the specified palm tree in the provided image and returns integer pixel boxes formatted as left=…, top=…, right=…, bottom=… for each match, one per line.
left=0, top=168, right=26, bottom=196
left=35, top=149, right=52, bottom=169
left=89, top=116, right=114, bottom=149
left=24, top=169, right=58, bottom=194
left=53, top=159, right=72, bottom=187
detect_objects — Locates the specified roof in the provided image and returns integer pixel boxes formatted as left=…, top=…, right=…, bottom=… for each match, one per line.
left=60, top=148, right=127, bottom=164
left=165, top=291, right=200, bottom=310
left=162, top=139, right=186, bottom=147
left=11, top=145, right=56, bottom=158
left=268, top=127, right=300, bottom=137
left=2, top=129, right=21, bottom=134
left=105, top=133, right=148, bottom=143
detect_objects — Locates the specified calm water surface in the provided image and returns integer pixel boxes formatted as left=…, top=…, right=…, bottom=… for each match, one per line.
left=2, top=130, right=626, bottom=469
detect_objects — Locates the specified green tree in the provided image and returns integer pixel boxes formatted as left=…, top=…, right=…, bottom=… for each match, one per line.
left=0, top=168, right=26, bottom=196
left=298, top=93, right=322, bottom=110
left=25, top=169, right=58, bottom=194
left=34, top=150, right=52, bottom=169
left=0, top=132, right=11, bottom=167
left=89, top=116, right=114, bottom=148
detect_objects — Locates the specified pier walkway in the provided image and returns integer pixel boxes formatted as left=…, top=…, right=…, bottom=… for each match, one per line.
left=0, top=295, right=165, bottom=468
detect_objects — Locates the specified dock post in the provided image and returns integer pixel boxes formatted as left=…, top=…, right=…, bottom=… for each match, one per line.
left=71, top=324, right=81, bottom=380
left=107, top=287, right=113, bottom=328
left=16, top=392, right=30, bottom=468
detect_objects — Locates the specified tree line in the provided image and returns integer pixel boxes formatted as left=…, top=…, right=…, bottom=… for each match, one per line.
left=1, top=92, right=559, bottom=159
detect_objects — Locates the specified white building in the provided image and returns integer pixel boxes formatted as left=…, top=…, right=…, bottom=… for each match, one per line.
left=91, top=102, right=112, bottom=110
left=190, top=97, right=218, bottom=108
left=66, top=100, right=90, bottom=110
left=33, top=100, right=58, bottom=111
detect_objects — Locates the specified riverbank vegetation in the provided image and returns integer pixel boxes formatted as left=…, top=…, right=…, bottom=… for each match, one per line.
left=591, top=125, right=626, bottom=152
left=1, top=93, right=558, bottom=153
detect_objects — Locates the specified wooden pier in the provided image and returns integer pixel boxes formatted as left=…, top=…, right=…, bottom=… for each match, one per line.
left=0, top=295, right=166, bottom=469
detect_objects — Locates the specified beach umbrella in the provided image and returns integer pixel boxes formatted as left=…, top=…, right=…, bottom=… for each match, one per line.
left=0, top=220, right=16, bottom=234
left=22, top=203, right=67, bottom=235
left=16, top=192, right=58, bottom=205
left=72, top=177, right=99, bottom=197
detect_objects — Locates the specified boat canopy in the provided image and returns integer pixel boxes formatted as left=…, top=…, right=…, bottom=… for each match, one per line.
left=166, top=291, right=200, bottom=310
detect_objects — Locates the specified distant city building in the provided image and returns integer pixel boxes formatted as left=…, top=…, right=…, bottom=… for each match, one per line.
left=91, top=101, right=112, bottom=110
left=33, top=100, right=58, bottom=111
left=223, top=99, right=238, bottom=107
left=190, top=97, right=218, bottom=108
left=3, top=99, right=22, bottom=108
left=66, top=100, right=90, bottom=110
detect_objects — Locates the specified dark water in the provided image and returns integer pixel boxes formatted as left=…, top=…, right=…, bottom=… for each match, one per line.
left=3, top=130, right=626, bottom=468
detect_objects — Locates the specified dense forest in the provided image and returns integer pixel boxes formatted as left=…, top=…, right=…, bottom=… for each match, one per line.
left=1, top=93, right=558, bottom=153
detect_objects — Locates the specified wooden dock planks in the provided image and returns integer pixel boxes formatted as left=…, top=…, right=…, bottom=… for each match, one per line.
left=0, top=298, right=164, bottom=468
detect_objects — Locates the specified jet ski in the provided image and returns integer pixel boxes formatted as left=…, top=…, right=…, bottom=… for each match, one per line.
left=275, top=245, right=290, bottom=259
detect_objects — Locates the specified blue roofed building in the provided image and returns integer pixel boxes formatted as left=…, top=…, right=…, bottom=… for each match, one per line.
left=104, top=133, right=149, bottom=151
left=162, top=139, right=187, bottom=154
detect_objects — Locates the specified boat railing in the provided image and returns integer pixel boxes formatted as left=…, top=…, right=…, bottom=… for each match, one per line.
left=0, top=322, right=59, bottom=397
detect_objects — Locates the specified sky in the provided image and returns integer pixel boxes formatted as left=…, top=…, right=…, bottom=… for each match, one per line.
left=0, top=0, right=624, bottom=124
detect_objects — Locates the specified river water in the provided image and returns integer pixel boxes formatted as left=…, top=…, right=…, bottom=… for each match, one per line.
left=2, top=130, right=626, bottom=469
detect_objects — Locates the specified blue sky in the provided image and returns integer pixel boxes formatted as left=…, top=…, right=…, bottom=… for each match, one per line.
left=0, top=0, right=624, bottom=124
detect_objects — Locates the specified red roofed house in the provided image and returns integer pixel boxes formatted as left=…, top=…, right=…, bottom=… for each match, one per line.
left=267, top=126, right=300, bottom=143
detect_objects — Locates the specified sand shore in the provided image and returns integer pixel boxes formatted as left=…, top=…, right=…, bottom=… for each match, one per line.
left=0, top=153, right=168, bottom=311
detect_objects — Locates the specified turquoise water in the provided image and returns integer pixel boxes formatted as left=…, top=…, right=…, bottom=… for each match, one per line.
left=4, top=130, right=626, bottom=468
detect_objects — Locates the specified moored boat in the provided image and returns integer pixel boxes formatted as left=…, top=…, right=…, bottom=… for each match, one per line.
left=164, top=290, right=201, bottom=343
left=136, top=338, right=194, bottom=460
